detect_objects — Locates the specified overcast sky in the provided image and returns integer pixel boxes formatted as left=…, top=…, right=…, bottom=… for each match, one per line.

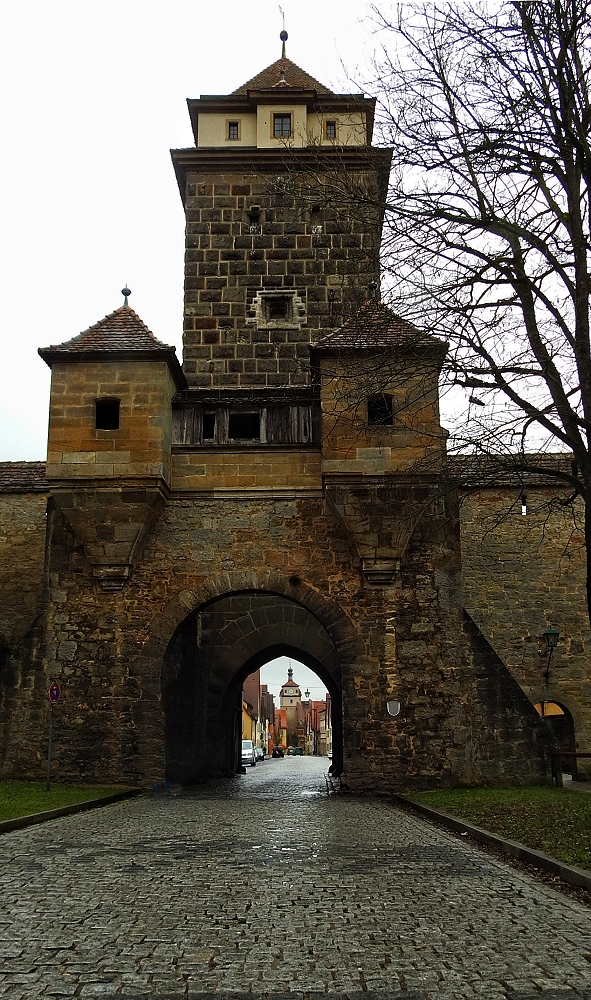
left=0, top=0, right=381, bottom=461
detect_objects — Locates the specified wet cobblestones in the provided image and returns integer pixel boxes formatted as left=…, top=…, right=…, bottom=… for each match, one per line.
left=1, top=758, right=591, bottom=998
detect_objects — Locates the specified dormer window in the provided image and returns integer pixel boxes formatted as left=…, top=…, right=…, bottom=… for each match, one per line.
left=325, top=120, right=337, bottom=139
left=273, top=113, right=291, bottom=138
left=227, top=120, right=240, bottom=140
left=95, top=399, right=120, bottom=430
left=368, top=393, right=394, bottom=426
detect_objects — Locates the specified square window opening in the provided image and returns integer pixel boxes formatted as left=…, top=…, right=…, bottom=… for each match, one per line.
left=95, top=399, right=120, bottom=430
left=267, top=296, right=290, bottom=321
left=228, top=121, right=239, bottom=140
left=368, top=393, right=393, bottom=426
left=273, top=113, right=291, bottom=138
left=228, top=412, right=260, bottom=440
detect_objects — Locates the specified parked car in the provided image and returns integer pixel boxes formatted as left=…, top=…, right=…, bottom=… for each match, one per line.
left=292, top=747, right=304, bottom=755
left=327, top=750, right=333, bottom=760
left=255, top=747, right=264, bottom=761
left=241, top=739, right=256, bottom=767
left=272, top=746, right=284, bottom=758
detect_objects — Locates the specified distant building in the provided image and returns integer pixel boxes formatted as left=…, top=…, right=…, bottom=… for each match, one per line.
left=279, top=665, right=302, bottom=747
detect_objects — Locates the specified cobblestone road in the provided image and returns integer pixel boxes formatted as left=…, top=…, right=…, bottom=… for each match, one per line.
left=1, top=757, right=591, bottom=1000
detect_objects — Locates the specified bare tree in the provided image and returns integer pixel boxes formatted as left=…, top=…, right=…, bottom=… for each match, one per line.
left=359, top=0, right=591, bottom=615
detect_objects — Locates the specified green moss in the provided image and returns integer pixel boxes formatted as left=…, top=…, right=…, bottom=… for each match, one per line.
left=406, top=786, right=591, bottom=870
left=0, top=781, right=129, bottom=822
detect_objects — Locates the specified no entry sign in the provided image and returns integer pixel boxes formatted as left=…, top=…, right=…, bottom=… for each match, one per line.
left=48, top=682, right=61, bottom=705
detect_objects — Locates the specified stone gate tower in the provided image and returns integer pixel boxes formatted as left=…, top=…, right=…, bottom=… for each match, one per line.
left=0, top=37, right=556, bottom=792
left=170, top=43, right=390, bottom=443
left=280, top=665, right=302, bottom=747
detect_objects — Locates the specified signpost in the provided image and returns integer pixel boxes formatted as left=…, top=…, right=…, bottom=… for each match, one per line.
left=46, top=682, right=60, bottom=791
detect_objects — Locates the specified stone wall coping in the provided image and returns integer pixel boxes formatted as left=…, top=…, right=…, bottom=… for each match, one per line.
left=171, top=487, right=323, bottom=500
left=393, top=793, right=591, bottom=892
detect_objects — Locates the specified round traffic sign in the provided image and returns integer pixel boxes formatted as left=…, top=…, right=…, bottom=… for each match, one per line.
left=48, top=682, right=61, bottom=704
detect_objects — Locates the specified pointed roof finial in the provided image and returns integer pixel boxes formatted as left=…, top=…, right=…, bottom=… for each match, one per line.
left=288, top=664, right=293, bottom=681
left=121, top=285, right=131, bottom=307
left=279, top=5, right=287, bottom=58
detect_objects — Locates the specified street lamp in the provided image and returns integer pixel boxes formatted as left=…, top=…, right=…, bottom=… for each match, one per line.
left=542, top=625, right=559, bottom=682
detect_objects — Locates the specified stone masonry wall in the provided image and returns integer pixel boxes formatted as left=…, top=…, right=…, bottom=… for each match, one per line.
left=459, top=487, right=591, bottom=766
left=0, top=484, right=551, bottom=791
left=0, top=492, right=48, bottom=649
left=182, top=168, right=380, bottom=388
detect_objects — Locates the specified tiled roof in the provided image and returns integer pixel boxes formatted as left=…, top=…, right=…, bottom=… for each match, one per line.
left=38, top=306, right=187, bottom=390
left=311, top=300, right=423, bottom=350
left=448, top=452, right=577, bottom=485
left=39, top=306, right=174, bottom=356
left=0, top=462, right=49, bottom=493
left=231, top=58, right=333, bottom=95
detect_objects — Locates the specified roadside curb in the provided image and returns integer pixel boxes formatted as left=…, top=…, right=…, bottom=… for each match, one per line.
left=393, top=793, right=591, bottom=892
left=0, top=787, right=144, bottom=835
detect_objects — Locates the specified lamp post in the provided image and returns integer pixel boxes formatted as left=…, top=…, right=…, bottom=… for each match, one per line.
left=542, top=625, right=559, bottom=683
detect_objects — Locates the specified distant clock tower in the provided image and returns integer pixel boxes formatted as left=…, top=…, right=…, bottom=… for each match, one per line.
left=280, top=665, right=302, bottom=746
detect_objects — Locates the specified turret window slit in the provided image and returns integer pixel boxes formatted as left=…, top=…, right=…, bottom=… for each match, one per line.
left=95, top=399, right=120, bottom=430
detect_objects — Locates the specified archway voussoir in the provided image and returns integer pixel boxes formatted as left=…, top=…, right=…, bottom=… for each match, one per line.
left=178, top=590, right=199, bottom=613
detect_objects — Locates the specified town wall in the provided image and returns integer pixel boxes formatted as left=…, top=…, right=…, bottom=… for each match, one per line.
left=0, top=490, right=48, bottom=650
left=460, top=485, right=591, bottom=769
left=0, top=477, right=553, bottom=791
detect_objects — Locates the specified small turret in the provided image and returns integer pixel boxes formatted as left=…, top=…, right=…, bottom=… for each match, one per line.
left=39, top=294, right=186, bottom=589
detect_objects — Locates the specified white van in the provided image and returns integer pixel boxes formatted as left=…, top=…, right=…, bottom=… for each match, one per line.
left=241, top=739, right=256, bottom=767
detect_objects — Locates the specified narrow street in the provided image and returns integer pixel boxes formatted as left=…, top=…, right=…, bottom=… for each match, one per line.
left=1, top=757, right=590, bottom=998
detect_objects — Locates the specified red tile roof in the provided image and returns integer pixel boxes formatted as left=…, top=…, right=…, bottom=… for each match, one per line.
left=39, top=306, right=174, bottom=355
left=231, top=58, right=333, bottom=95
left=38, top=306, right=187, bottom=389
left=0, top=462, right=49, bottom=493
left=311, top=300, right=423, bottom=350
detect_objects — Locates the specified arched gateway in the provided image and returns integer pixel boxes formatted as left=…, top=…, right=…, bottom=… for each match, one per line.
left=161, top=591, right=343, bottom=781
left=0, top=37, right=558, bottom=792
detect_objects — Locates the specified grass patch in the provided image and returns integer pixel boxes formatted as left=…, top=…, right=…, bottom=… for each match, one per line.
left=406, top=786, right=591, bottom=870
left=0, top=780, right=130, bottom=823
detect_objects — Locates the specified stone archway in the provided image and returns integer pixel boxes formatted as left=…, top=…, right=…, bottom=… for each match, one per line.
left=160, top=590, right=344, bottom=784
left=535, top=700, right=578, bottom=777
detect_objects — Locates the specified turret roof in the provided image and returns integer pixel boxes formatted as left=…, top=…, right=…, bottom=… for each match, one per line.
left=231, top=58, right=333, bottom=95
left=311, top=299, right=422, bottom=351
left=39, top=306, right=174, bottom=355
left=38, top=306, right=187, bottom=389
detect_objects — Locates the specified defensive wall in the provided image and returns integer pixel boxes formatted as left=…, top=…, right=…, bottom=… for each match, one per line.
left=1, top=458, right=584, bottom=790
